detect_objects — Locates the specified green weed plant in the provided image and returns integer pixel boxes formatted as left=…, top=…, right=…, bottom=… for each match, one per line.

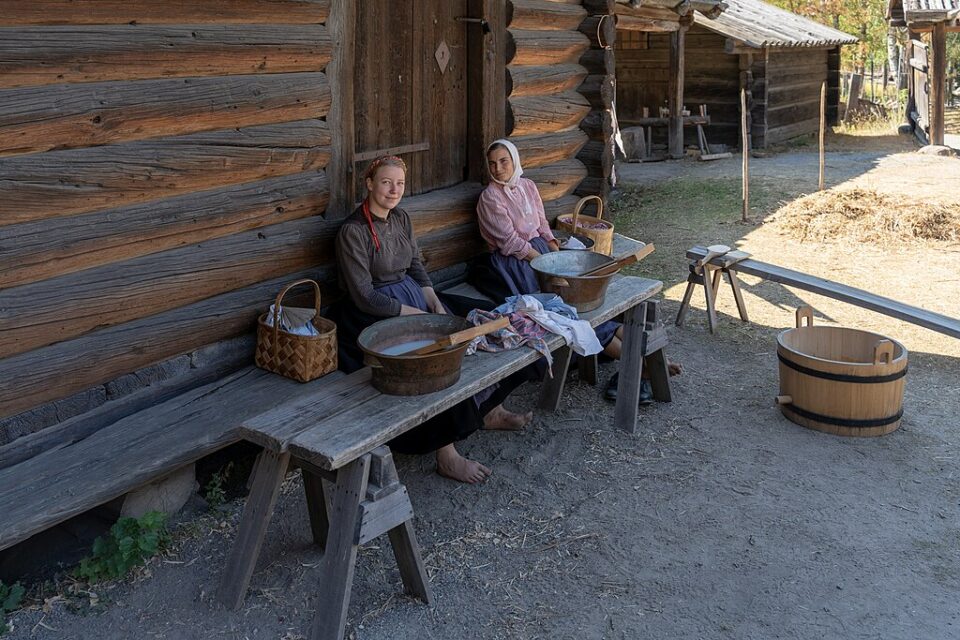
left=0, top=580, right=25, bottom=634
left=76, top=511, right=168, bottom=583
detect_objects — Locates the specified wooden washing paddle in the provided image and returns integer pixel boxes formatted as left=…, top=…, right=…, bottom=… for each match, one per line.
left=407, top=316, right=510, bottom=355
left=578, top=243, right=656, bottom=278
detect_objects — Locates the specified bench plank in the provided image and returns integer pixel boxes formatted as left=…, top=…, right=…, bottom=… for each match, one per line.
left=688, top=246, right=960, bottom=339
left=0, top=366, right=319, bottom=551
left=287, top=276, right=662, bottom=471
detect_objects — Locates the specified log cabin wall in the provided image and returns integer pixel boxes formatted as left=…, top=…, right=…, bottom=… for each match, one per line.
left=760, top=48, right=830, bottom=147
left=616, top=24, right=835, bottom=150
left=0, top=0, right=341, bottom=441
left=505, top=0, right=595, bottom=217
left=0, top=0, right=610, bottom=444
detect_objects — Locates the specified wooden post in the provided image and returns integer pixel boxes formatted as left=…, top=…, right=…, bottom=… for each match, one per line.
left=468, top=0, right=506, bottom=180
left=819, top=81, right=826, bottom=192
left=326, top=0, right=356, bottom=217
left=667, top=19, right=689, bottom=159
left=930, top=22, right=947, bottom=146
left=740, top=87, right=749, bottom=222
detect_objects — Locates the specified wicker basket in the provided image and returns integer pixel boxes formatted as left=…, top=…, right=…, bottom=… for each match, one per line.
left=255, top=279, right=337, bottom=383
left=555, top=195, right=614, bottom=256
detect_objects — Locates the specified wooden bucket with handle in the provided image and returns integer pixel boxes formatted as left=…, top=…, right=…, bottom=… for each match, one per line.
left=775, top=306, right=908, bottom=437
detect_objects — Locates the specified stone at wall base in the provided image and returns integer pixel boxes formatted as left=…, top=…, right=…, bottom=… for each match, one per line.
left=918, top=144, right=955, bottom=156
left=121, top=464, right=197, bottom=519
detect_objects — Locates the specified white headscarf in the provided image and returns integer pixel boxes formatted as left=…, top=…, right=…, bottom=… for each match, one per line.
left=487, top=138, right=535, bottom=218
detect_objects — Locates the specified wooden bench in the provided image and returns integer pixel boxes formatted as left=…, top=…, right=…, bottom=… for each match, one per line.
left=0, top=367, right=328, bottom=555
left=216, top=274, right=666, bottom=640
left=679, top=245, right=960, bottom=339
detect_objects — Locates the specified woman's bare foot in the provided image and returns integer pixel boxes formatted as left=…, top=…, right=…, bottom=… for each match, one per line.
left=436, top=444, right=492, bottom=483
left=668, top=361, right=683, bottom=376
left=482, top=403, right=533, bottom=431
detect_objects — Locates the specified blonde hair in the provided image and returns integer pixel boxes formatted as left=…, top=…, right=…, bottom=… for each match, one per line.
left=364, top=155, right=407, bottom=181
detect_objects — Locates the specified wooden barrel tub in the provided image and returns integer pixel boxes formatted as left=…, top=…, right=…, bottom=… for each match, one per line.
left=775, top=306, right=908, bottom=437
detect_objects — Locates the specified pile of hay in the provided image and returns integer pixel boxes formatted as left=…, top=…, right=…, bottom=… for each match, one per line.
left=772, top=188, right=960, bottom=245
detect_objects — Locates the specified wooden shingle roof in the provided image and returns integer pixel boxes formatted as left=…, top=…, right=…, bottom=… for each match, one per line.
left=693, top=0, right=858, bottom=48
left=888, top=0, right=960, bottom=23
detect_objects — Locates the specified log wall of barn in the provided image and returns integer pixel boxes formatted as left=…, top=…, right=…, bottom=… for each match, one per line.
left=758, top=48, right=830, bottom=146
left=505, top=0, right=593, bottom=216
left=616, top=25, right=742, bottom=148
left=0, top=0, right=341, bottom=440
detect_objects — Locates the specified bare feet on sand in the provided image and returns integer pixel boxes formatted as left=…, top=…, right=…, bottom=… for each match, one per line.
left=436, top=444, right=492, bottom=484
left=482, top=403, right=533, bottom=431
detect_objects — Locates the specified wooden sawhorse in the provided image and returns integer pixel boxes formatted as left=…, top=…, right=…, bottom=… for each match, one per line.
left=675, top=247, right=751, bottom=333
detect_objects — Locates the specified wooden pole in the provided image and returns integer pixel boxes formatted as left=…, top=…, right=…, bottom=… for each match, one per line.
left=667, top=22, right=688, bottom=159
left=819, top=81, right=826, bottom=192
left=930, top=22, right=947, bottom=146
left=741, top=87, right=749, bottom=222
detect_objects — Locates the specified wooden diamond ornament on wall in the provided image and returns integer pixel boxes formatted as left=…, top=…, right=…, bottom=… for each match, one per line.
left=435, top=40, right=450, bottom=74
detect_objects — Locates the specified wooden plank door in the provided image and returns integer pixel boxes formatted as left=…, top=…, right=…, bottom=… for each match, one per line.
left=353, top=0, right=469, bottom=198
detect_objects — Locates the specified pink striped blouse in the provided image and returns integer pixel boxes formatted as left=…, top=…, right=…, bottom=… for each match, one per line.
left=476, top=178, right=556, bottom=260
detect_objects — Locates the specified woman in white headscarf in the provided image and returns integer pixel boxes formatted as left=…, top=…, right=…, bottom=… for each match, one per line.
left=474, top=139, right=561, bottom=301
left=474, top=140, right=681, bottom=405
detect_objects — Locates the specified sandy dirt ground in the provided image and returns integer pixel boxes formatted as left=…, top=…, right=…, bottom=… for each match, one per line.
left=6, top=135, right=960, bottom=640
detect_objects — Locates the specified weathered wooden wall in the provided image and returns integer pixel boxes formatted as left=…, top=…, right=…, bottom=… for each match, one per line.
left=760, top=48, right=830, bottom=147
left=616, top=24, right=834, bottom=150
left=0, top=0, right=606, bottom=443
left=0, top=0, right=338, bottom=435
left=505, top=0, right=593, bottom=213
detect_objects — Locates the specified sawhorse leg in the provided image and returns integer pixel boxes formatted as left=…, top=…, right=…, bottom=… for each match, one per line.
left=218, top=449, right=291, bottom=610
left=309, top=455, right=370, bottom=640
left=538, top=345, right=573, bottom=411
left=614, top=302, right=647, bottom=433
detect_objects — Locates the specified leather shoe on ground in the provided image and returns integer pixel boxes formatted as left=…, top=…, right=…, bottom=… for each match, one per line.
left=603, top=373, right=654, bottom=407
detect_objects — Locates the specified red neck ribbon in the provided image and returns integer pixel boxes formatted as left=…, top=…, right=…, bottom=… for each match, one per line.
left=361, top=198, right=382, bottom=252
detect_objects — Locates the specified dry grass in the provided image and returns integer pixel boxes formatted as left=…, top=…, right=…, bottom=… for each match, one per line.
left=770, top=187, right=960, bottom=245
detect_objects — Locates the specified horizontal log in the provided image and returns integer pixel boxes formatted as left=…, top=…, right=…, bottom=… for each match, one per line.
left=578, top=73, right=615, bottom=110
left=406, top=181, right=485, bottom=237
left=542, top=194, right=581, bottom=223
left=579, top=108, right=615, bottom=141
left=512, top=129, right=589, bottom=169
left=507, top=63, right=588, bottom=97
left=577, top=139, right=613, bottom=180
left=582, top=0, right=616, bottom=14
left=575, top=176, right=607, bottom=199
left=0, top=72, right=331, bottom=157
left=768, top=82, right=827, bottom=106
left=0, top=171, right=329, bottom=290
left=615, top=4, right=682, bottom=22
left=0, top=264, right=337, bottom=420
left=615, top=14, right=680, bottom=32
left=418, top=224, right=487, bottom=273
left=579, top=48, right=615, bottom=76
left=507, top=91, right=592, bottom=136
left=0, top=216, right=337, bottom=359
left=508, top=29, right=591, bottom=65
left=509, top=0, right=587, bottom=31
left=0, top=0, right=330, bottom=24
left=0, top=120, right=331, bottom=224
left=0, top=212, right=484, bottom=419
left=579, top=15, right=618, bottom=49
left=0, top=25, right=332, bottom=89
left=765, top=116, right=822, bottom=145
left=525, top=158, right=588, bottom=201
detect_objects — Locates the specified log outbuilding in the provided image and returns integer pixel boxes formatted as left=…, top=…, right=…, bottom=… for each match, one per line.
left=0, top=1, right=617, bottom=448
left=887, top=0, right=960, bottom=146
left=616, top=0, right=857, bottom=151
